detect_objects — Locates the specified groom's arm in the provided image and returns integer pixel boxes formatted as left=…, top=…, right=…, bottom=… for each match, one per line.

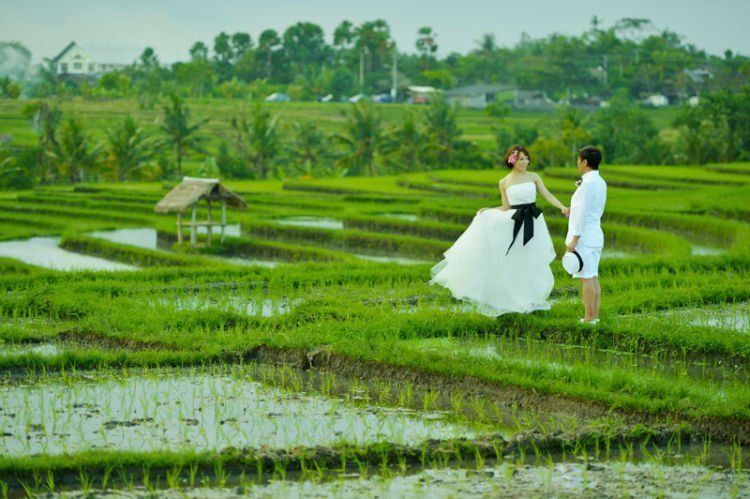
left=566, top=185, right=587, bottom=252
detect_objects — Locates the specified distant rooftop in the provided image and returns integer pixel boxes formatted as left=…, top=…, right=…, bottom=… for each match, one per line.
left=49, top=40, right=139, bottom=65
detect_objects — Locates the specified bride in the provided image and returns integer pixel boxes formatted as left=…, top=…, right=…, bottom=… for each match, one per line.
left=430, top=145, right=570, bottom=317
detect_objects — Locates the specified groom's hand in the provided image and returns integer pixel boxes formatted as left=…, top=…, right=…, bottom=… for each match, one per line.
left=566, top=236, right=579, bottom=253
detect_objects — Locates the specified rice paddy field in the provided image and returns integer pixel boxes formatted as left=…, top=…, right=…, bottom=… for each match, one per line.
left=1, top=163, right=750, bottom=496
left=0, top=98, right=681, bottom=154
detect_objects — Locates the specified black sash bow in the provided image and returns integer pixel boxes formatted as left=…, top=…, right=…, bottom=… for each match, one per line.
left=506, top=202, right=542, bottom=255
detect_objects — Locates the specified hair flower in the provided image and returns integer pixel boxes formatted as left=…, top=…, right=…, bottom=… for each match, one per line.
left=508, top=151, right=519, bottom=165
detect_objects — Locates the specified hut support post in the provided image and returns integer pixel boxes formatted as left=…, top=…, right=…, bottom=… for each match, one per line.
left=190, top=204, right=197, bottom=248
left=221, top=200, right=227, bottom=243
left=207, top=199, right=213, bottom=245
left=177, top=213, right=183, bottom=244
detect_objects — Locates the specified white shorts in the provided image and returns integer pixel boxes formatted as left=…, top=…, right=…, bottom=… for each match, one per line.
left=572, top=245, right=602, bottom=279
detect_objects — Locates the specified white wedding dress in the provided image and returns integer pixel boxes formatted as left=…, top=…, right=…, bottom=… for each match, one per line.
left=430, top=181, right=556, bottom=317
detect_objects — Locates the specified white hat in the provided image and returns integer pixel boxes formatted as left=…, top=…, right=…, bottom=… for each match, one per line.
left=562, top=251, right=583, bottom=275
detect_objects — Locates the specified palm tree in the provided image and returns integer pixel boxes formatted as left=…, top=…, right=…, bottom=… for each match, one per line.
left=288, top=121, right=329, bottom=176
left=161, top=95, right=208, bottom=178
left=0, top=141, right=19, bottom=178
left=230, top=103, right=280, bottom=179
left=335, top=101, right=383, bottom=176
left=47, top=118, right=102, bottom=184
left=105, top=116, right=156, bottom=181
left=0, top=156, right=19, bottom=176
left=26, top=101, right=61, bottom=183
left=422, top=95, right=461, bottom=167
left=558, top=107, right=591, bottom=166
left=381, top=111, right=426, bottom=172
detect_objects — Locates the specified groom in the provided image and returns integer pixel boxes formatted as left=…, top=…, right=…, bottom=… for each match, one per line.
left=566, top=146, right=607, bottom=324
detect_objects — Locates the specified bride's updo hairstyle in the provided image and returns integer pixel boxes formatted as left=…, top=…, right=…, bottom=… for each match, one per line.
left=504, top=144, right=530, bottom=169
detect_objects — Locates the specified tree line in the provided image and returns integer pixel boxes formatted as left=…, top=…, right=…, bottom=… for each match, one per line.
left=1, top=84, right=748, bottom=189
left=2, top=17, right=748, bottom=103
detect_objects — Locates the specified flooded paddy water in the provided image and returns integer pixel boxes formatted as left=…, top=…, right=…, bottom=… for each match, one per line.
left=0, top=366, right=481, bottom=457
left=90, top=225, right=243, bottom=250
left=600, top=249, right=632, bottom=259
left=0, top=341, right=62, bottom=359
left=381, top=212, right=420, bottom=222
left=87, top=462, right=747, bottom=498
left=148, top=294, right=300, bottom=317
left=625, top=302, right=750, bottom=334
left=353, top=253, right=431, bottom=265
left=6, top=361, right=748, bottom=497
left=89, top=228, right=171, bottom=251
left=274, top=216, right=344, bottom=230
left=0, top=236, right=138, bottom=271
left=402, top=335, right=750, bottom=383
left=93, top=226, right=280, bottom=267
left=691, top=245, right=728, bottom=256
left=665, top=301, right=749, bottom=333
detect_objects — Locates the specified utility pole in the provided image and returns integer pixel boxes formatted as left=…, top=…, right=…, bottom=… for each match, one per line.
left=359, top=47, right=369, bottom=92
left=602, top=54, right=608, bottom=89
left=391, top=43, right=397, bottom=100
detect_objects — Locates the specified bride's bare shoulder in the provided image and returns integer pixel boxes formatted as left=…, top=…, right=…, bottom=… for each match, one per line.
left=498, top=174, right=512, bottom=187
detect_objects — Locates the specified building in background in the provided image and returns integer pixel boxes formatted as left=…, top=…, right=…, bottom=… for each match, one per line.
left=50, top=41, right=126, bottom=77
left=445, top=83, right=513, bottom=109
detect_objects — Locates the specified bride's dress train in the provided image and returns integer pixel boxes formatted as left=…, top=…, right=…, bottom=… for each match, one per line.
left=430, top=182, right=556, bottom=317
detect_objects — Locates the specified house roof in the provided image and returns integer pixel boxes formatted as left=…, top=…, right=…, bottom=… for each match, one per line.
left=407, top=85, right=436, bottom=93
left=683, top=68, right=713, bottom=83
left=154, top=177, right=247, bottom=214
left=445, top=84, right=513, bottom=96
left=50, top=41, right=133, bottom=65
left=50, top=41, right=78, bottom=63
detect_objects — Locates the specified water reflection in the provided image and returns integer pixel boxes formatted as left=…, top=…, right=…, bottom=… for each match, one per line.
left=90, top=225, right=242, bottom=251
left=0, top=237, right=137, bottom=271
left=275, top=217, right=344, bottom=230
left=353, top=253, right=431, bottom=265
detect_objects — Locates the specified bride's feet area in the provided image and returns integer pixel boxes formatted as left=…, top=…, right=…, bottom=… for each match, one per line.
left=578, top=317, right=600, bottom=325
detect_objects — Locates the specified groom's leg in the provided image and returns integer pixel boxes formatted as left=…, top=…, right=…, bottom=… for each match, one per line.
left=581, top=278, right=596, bottom=321
left=591, top=277, right=601, bottom=320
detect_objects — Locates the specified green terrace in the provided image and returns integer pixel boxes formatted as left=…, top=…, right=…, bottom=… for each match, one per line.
left=0, top=164, right=749, bottom=494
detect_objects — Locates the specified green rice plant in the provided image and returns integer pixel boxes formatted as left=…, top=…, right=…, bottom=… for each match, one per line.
left=43, top=470, right=55, bottom=493
left=165, top=465, right=181, bottom=489
left=421, top=390, right=439, bottom=411
left=729, top=442, right=744, bottom=472
left=78, top=469, right=93, bottom=496
left=398, top=383, right=413, bottom=406
left=214, top=461, right=228, bottom=487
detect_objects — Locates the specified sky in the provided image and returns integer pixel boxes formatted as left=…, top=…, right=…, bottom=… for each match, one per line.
left=1, top=0, right=748, bottom=64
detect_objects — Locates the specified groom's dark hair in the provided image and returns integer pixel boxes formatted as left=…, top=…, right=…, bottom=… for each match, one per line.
left=578, top=146, right=602, bottom=169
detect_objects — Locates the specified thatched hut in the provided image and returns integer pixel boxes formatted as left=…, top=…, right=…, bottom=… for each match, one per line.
left=155, top=177, right=246, bottom=247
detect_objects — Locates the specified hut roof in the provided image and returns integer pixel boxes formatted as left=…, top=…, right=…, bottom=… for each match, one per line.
left=154, top=177, right=247, bottom=214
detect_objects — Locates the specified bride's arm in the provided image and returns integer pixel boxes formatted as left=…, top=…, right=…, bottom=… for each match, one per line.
left=498, top=181, right=510, bottom=210
left=478, top=181, right=509, bottom=213
left=533, top=174, right=569, bottom=215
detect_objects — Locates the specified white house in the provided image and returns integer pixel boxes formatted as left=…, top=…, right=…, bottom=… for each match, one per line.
left=406, top=85, right=436, bottom=104
left=644, top=94, right=669, bottom=107
left=445, top=84, right=513, bottom=109
left=50, top=41, right=125, bottom=76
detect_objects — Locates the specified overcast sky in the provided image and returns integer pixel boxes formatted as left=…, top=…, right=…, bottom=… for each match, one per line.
left=1, top=0, right=748, bottom=64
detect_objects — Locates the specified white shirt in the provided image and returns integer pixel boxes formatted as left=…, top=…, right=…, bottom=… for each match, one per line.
left=566, top=170, right=607, bottom=247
